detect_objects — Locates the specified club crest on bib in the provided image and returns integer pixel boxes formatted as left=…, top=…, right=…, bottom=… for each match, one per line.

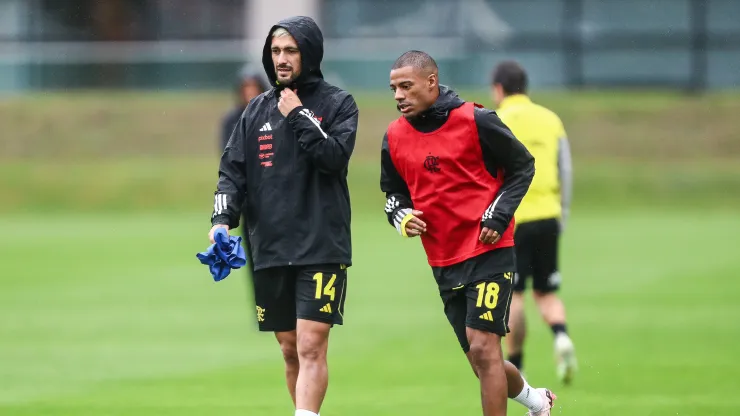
left=424, top=155, right=441, bottom=173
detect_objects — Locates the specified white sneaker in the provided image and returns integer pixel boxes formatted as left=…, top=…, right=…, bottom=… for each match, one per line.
left=554, top=333, right=577, bottom=384
left=526, top=388, right=556, bottom=416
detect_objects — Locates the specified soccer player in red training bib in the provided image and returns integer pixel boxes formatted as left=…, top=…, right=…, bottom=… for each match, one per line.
left=380, top=50, right=557, bottom=416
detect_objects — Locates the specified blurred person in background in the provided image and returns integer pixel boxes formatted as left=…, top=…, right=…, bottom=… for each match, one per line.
left=491, top=60, right=577, bottom=384
left=381, top=50, right=555, bottom=416
left=220, top=64, right=270, bottom=151
left=218, top=65, right=269, bottom=286
left=208, top=16, right=359, bottom=416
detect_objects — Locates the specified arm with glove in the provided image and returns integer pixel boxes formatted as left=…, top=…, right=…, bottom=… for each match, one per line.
left=380, top=133, right=426, bottom=237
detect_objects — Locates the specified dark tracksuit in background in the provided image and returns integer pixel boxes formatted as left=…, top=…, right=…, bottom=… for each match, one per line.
left=219, top=66, right=269, bottom=281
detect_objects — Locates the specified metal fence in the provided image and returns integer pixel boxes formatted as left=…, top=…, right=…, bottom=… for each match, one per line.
left=0, top=0, right=738, bottom=92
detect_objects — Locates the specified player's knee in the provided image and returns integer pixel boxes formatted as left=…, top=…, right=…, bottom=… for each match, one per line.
left=296, top=332, right=328, bottom=363
left=468, top=342, right=503, bottom=371
left=467, top=332, right=503, bottom=371
left=275, top=331, right=299, bottom=367
left=278, top=339, right=299, bottom=367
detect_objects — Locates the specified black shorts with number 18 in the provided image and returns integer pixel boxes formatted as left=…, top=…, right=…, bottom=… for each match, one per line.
left=433, top=248, right=516, bottom=352
left=252, top=264, right=348, bottom=332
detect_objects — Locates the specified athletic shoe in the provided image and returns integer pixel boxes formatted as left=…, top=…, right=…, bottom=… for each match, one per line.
left=527, top=388, right=557, bottom=416
left=554, top=333, right=578, bottom=384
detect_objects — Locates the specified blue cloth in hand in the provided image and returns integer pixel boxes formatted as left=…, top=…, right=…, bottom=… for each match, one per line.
left=196, top=227, right=247, bottom=281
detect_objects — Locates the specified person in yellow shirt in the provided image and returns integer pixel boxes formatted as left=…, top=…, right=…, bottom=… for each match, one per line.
left=491, top=61, right=577, bottom=384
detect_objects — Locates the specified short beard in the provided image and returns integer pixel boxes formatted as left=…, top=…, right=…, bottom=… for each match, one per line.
left=278, top=79, right=297, bottom=89
left=275, top=69, right=298, bottom=88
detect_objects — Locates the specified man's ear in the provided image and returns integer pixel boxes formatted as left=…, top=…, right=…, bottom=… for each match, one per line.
left=428, top=73, right=438, bottom=90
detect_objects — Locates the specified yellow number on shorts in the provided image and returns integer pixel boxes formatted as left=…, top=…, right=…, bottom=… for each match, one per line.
left=475, top=282, right=500, bottom=309
left=312, top=273, right=337, bottom=301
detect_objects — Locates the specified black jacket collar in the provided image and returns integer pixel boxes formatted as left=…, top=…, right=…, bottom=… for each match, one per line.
left=406, top=85, right=466, bottom=133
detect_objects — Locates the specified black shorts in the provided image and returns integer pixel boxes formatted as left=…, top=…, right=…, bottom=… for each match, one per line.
left=513, top=218, right=561, bottom=293
left=252, top=263, right=348, bottom=332
left=433, top=248, right=516, bottom=352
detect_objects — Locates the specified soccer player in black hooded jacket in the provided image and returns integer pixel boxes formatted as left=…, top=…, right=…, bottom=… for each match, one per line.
left=207, top=16, right=359, bottom=416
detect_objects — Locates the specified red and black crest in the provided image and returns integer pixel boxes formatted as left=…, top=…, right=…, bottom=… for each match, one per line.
left=424, top=155, right=440, bottom=173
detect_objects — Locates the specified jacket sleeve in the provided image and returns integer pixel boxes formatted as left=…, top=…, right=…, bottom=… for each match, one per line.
left=380, top=132, right=415, bottom=236
left=211, top=113, right=247, bottom=229
left=558, top=135, right=573, bottom=230
left=475, top=107, right=535, bottom=235
left=286, top=94, right=359, bottom=174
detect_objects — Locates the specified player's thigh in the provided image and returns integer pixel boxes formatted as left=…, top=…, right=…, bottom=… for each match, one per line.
left=513, top=223, right=536, bottom=292
left=531, top=218, right=561, bottom=293
left=465, top=271, right=514, bottom=336
left=295, top=264, right=348, bottom=327
left=440, top=288, right=471, bottom=352
left=252, top=266, right=297, bottom=332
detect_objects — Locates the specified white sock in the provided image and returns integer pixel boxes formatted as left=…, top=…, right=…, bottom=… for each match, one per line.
left=295, top=410, right=318, bottom=416
left=513, top=382, right=546, bottom=412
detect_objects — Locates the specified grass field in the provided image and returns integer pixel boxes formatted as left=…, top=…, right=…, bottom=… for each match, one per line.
left=1, top=90, right=739, bottom=415
left=2, top=89, right=740, bottom=161
left=2, top=203, right=740, bottom=415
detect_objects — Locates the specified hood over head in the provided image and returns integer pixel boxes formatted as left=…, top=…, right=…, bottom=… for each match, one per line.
left=236, top=64, right=269, bottom=91
left=234, top=64, right=269, bottom=104
left=262, top=16, right=324, bottom=90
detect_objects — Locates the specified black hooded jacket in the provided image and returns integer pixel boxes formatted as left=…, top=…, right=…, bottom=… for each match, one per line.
left=211, top=16, right=359, bottom=271
left=380, top=86, right=535, bottom=268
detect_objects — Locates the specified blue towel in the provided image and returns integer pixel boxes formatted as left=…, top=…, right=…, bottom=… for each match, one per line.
left=196, top=228, right=247, bottom=281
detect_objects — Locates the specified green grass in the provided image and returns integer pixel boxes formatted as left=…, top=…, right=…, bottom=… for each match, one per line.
left=2, top=90, right=739, bottom=215
left=2, top=205, right=740, bottom=415
left=2, top=90, right=739, bottom=415
left=2, top=90, right=739, bottom=161
left=2, top=158, right=740, bottom=215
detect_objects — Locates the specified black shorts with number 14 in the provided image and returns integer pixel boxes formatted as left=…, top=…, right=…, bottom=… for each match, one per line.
left=252, top=264, right=348, bottom=332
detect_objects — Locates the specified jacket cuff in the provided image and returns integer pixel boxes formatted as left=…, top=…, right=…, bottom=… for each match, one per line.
left=211, top=214, right=231, bottom=227
left=392, top=207, right=414, bottom=237
left=482, top=218, right=507, bottom=236
left=286, top=105, right=306, bottom=122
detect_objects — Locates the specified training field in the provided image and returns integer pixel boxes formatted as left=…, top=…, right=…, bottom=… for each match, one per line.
left=1, top=91, right=739, bottom=415
left=2, top=205, right=740, bottom=415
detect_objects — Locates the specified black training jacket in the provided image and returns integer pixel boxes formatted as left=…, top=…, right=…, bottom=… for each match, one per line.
left=211, top=16, right=359, bottom=271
